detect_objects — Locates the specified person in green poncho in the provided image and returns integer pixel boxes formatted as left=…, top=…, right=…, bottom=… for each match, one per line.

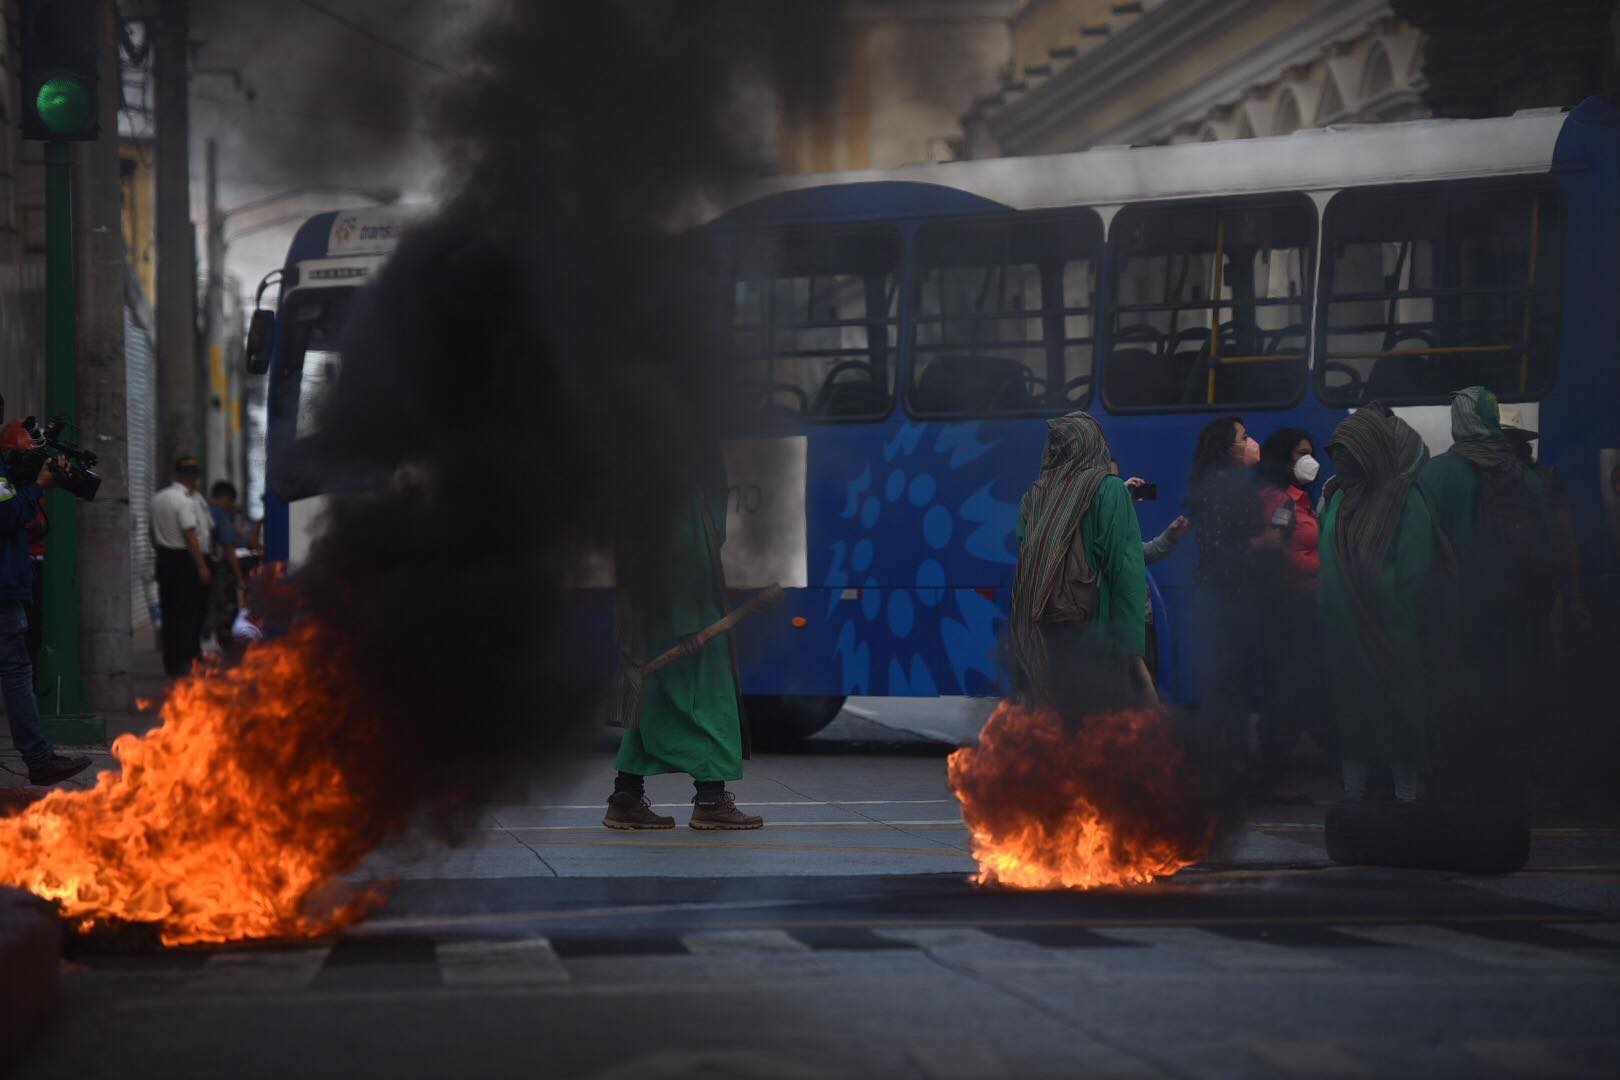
left=1318, top=405, right=1446, bottom=802
left=1010, top=411, right=1152, bottom=712
left=604, top=452, right=762, bottom=831
left=1418, top=385, right=1557, bottom=805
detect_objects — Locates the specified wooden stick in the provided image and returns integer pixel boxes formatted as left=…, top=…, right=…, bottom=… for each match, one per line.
left=641, top=584, right=785, bottom=676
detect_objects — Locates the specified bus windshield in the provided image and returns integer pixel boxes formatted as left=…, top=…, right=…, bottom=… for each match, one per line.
left=269, top=287, right=357, bottom=501
left=281, top=288, right=355, bottom=439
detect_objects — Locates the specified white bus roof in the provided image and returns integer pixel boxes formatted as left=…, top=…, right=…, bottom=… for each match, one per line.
left=719, top=109, right=1568, bottom=219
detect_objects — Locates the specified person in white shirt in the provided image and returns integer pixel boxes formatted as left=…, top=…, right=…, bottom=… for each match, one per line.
left=150, top=456, right=211, bottom=676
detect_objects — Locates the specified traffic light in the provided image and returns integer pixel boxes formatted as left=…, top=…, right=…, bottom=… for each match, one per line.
left=19, top=0, right=101, bottom=141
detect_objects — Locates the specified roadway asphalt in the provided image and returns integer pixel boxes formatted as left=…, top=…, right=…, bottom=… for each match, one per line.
left=12, top=705, right=1620, bottom=1079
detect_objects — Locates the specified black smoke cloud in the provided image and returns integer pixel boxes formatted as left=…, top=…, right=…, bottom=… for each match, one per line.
left=284, top=0, right=848, bottom=825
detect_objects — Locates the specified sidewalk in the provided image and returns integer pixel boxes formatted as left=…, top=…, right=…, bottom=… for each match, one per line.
left=0, top=623, right=168, bottom=802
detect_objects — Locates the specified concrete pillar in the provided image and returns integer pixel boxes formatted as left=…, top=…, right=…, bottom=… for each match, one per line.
left=74, top=0, right=131, bottom=713
left=154, top=0, right=195, bottom=472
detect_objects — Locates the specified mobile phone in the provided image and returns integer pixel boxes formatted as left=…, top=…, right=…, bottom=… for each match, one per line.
left=1131, top=482, right=1158, bottom=501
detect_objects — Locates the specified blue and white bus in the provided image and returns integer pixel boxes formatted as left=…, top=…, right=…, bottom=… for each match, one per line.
left=252, top=99, right=1620, bottom=741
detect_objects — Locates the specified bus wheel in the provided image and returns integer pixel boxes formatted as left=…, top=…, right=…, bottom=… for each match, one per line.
left=744, top=695, right=847, bottom=750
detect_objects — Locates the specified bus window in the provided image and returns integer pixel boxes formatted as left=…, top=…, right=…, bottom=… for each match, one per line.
left=731, top=229, right=899, bottom=420
left=908, top=214, right=1099, bottom=417
left=1104, top=199, right=1313, bottom=411
left=268, top=288, right=355, bottom=499
left=1317, top=182, right=1560, bottom=406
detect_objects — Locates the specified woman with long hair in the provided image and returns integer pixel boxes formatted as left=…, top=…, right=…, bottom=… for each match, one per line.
left=1010, top=411, right=1152, bottom=712
left=1254, top=427, right=1328, bottom=801
left=1183, top=415, right=1279, bottom=776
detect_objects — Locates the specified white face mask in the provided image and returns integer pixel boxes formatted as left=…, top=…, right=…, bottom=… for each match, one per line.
left=1293, top=454, right=1320, bottom=485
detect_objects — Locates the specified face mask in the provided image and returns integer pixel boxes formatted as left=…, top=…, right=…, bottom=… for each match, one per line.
left=1293, top=454, right=1320, bottom=484
left=1241, top=437, right=1261, bottom=468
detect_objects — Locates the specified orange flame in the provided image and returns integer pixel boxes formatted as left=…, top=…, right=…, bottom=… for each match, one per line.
left=0, top=624, right=382, bottom=945
left=948, top=702, right=1213, bottom=890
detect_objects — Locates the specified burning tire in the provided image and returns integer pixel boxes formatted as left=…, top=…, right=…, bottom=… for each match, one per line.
left=745, top=695, right=846, bottom=749
left=1324, top=801, right=1530, bottom=874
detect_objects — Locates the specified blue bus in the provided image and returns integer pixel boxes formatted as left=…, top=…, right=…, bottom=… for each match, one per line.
left=250, top=100, right=1620, bottom=741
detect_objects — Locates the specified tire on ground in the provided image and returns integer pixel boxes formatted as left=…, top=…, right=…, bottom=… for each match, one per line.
left=745, top=695, right=846, bottom=750
left=1325, top=800, right=1530, bottom=874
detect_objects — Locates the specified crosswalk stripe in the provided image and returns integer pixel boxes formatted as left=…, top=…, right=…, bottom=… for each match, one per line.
left=680, top=929, right=811, bottom=955
left=434, top=936, right=569, bottom=986
left=1551, top=922, right=1620, bottom=946
left=1464, top=1040, right=1596, bottom=1077
left=185, top=946, right=332, bottom=992
left=874, top=927, right=1018, bottom=951
left=1091, top=927, right=1337, bottom=971
left=908, top=1042, right=1010, bottom=1079
left=1248, top=1041, right=1370, bottom=1076
left=1332, top=925, right=1612, bottom=970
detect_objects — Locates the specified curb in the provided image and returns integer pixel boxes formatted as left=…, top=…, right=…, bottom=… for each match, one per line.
left=0, top=887, right=60, bottom=1059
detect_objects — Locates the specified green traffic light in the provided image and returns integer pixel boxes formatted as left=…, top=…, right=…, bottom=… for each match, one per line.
left=35, top=75, right=92, bottom=135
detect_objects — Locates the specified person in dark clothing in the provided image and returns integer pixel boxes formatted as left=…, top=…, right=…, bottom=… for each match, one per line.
left=1419, top=387, right=1556, bottom=807
left=150, top=456, right=211, bottom=677
left=1253, top=427, right=1329, bottom=802
left=206, top=481, right=248, bottom=656
left=1183, top=416, right=1281, bottom=776
left=0, top=422, right=91, bottom=785
left=23, top=507, right=45, bottom=671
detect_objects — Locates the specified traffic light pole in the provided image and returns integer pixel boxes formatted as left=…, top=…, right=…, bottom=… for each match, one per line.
left=38, top=139, right=103, bottom=743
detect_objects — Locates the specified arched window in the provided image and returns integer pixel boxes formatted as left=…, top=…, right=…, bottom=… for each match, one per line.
left=1315, top=74, right=1345, bottom=124
left=1361, top=42, right=1393, bottom=101
left=1273, top=91, right=1302, bottom=136
left=1235, top=113, right=1255, bottom=140
left=1200, top=124, right=1221, bottom=142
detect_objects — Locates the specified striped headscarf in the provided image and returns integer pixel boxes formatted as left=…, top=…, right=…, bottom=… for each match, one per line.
left=1011, top=411, right=1112, bottom=625
left=1445, top=385, right=1521, bottom=476
left=1324, top=406, right=1431, bottom=675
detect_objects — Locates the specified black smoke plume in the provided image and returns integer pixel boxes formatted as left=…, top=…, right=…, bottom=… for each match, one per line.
left=282, top=0, right=848, bottom=829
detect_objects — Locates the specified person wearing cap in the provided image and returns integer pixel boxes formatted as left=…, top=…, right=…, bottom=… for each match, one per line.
left=0, top=419, right=91, bottom=784
left=151, top=456, right=213, bottom=677
left=1420, top=387, right=1557, bottom=806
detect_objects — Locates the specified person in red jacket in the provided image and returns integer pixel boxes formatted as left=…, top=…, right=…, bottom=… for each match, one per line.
left=1252, top=427, right=1328, bottom=802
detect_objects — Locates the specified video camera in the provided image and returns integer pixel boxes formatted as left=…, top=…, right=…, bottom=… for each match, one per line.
left=5, top=416, right=101, bottom=501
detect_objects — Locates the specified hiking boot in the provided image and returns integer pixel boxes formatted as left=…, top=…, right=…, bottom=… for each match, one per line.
left=28, top=753, right=93, bottom=786
left=603, top=792, right=675, bottom=830
left=689, top=790, right=764, bottom=831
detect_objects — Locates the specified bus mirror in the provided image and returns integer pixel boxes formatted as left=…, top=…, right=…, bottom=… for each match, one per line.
left=245, top=309, right=275, bottom=375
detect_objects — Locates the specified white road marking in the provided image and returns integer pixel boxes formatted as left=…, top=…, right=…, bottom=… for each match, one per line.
left=1464, top=1040, right=1596, bottom=1077
left=1551, top=922, right=1620, bottom=946
left=1248, top=1041, right=1370, bottom=1076
left=908, top=1042, right=1009, bottom=1079
left=576, top=1050, right=834, bottom=1080
left=184, top=947, right=331, bottom=992
left=1333, top=925, right=1613, bottom=970
left=435, top=936, right=569, bottom=986
left=1092, top=927, right=1337, bottom=971
left=492, top=820, right=964, bottom=831
left=680, top=929, right=810, bottom=955
left=500, top=799, right=958, bottom=811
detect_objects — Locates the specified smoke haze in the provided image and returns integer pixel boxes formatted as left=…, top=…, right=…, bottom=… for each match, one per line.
left=282, top=0, right=848, bottom=829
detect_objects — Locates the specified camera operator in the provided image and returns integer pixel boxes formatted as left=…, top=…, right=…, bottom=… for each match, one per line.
left=151, top=455, right=211, bottom=677
left=0, top=421, right=91, bottom=785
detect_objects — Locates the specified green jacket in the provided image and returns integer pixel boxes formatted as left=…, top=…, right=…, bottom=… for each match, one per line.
left=1318, top=487, right=1437, bottom=769
left=1018, top=474, right=1146, bottom=657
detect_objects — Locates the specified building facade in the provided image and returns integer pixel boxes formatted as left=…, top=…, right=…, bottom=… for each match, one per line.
left=958, top=0, right=1616, bottom=159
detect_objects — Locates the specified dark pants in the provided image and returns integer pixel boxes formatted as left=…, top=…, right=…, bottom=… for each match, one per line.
left=1191, top=584, right=1263, bottom=772
left=24, top=558, right=42, bottom=671
left=0, top=600, right=51, bottom=767
left=157, top=547, right=205, bottom=677
left=1258, top=588, right=1332, bottom=780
